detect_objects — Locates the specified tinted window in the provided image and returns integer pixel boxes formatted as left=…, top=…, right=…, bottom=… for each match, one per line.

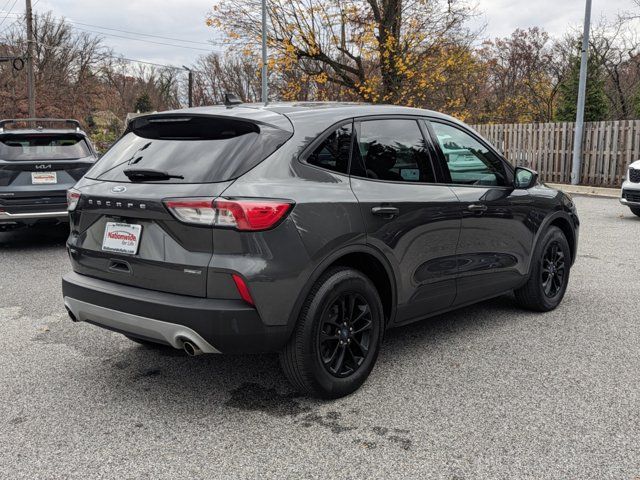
left=352, top=119, right=434, bottom=183
left=0, top=134, right=91, bottom=161
left=307, top=123, right=352, bottom=173
left=305, top=123, right=352, bottom=174
left=86, top=116, right=291, bottom=183
left=431, top=122, right=507, bottom=186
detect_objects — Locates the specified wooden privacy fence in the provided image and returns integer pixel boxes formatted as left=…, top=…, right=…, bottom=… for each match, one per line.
left=471, top=120, right=640, bottom=187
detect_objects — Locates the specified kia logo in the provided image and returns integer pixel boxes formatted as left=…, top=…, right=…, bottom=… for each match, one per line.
left=111, top=186, right=127, bottom=193
left=35, top=164, right=51, bottom=169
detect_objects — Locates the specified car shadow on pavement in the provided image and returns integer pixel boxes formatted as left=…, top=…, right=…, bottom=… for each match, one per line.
left=85, top=293, right=525, bottom=415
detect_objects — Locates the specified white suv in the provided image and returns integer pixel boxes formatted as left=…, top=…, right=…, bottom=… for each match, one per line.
left=620, top=160, right=640, bottom=217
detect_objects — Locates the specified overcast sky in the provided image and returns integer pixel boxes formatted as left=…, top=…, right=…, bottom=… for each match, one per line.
left=2, top=0, right=637, bottom=68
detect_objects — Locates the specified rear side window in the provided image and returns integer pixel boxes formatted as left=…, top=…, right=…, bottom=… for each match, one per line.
left=86, top=116, right=291, bottom=183
left=351, top=119, right=435, bottom=183
left=305, top=123, right=352, bottom=174
left=0, top=134, right=91, bottom=161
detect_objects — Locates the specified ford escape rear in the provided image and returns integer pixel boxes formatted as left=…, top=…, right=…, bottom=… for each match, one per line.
left=62, top=103, right=579, bottom=398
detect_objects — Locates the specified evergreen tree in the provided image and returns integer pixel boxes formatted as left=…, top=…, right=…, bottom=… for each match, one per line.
left=134, top=93, right=153, bottom=113
left=633, top=87, right=640, bottom=119
left=556, top=53, right=608, bottom=122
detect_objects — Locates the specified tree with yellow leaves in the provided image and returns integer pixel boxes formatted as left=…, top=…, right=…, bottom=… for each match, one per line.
left=207, top=0, right=478, bottom=111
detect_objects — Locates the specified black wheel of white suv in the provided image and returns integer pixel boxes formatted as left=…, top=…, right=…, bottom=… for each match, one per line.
left=280, top=267, right=383, bottom=399
left=630, top=207, right=640, bottom=217
left=514, top=226, right=571, bottom=312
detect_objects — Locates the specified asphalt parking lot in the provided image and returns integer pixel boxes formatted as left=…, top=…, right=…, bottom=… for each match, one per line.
left=1, top=195, right=639, bottom=479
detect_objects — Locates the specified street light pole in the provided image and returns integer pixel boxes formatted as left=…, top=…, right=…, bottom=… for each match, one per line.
left=570, top=0, right=592, bottom=185
left=261, top=0, right=268, bottom=104
left=182, top=65, right=193, bottom=108
left=25, top=0, right=36, bottom=118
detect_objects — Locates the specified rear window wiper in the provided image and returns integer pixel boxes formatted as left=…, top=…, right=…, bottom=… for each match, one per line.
left=123, top=168, right=184, bottom=182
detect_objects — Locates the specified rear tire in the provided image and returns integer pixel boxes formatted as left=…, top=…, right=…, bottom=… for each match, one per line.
left=630, top=207, right=640, bottom=217
left=279, top=267, right=384, bottom=399
left=515, top=226, right=571, bottom=312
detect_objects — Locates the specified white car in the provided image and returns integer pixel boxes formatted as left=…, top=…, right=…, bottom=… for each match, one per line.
left=620, top=160, right=640, bottom=217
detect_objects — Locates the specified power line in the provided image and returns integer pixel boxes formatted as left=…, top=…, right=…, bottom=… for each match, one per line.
left=0, top=0, right=15, bottom=18
left=0, top=0, right=19, bottom=31
left=28, top=10, right=227, bottom=49
left=65, top=20, right=213, bottom=46
left=5, top=10, right=239, bottom=54
left=34, top=39, right=206, bottom=73
left=104, top=53, right=191, bottom=71
left=70, top=25, right=214, bottom=52
left=0, top=15, right=20, bottom=37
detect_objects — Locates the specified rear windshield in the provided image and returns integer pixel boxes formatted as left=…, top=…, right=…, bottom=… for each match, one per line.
left=0, top=134, right=91, bottom=161
left=86, top=116, right=291, bottom=183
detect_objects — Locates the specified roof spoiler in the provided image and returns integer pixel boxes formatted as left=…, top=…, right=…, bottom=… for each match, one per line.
left=0, top=118, right=81, bottom=133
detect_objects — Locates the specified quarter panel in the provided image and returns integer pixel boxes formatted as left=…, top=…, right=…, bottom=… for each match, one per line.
left=218, top=154, right=366, bottom=327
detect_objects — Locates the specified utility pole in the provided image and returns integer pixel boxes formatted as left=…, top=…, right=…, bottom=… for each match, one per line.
left=25, top=0, right=36, bottom=119
left=182, top=66, right=193, bottom=107
left=570, top=0, right=592, bottom=185
left=261, top=0, right=268, bottom=104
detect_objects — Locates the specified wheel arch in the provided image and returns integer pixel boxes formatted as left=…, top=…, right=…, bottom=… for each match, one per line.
left=533, top=211, right=578, bottom=269
left=286, top=245, right=398, bottom=338
left=548, top=216, right=577, bottom=264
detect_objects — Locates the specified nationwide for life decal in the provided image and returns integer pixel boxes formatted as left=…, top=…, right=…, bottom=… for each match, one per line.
left=102, top=222, right=143, bottom=255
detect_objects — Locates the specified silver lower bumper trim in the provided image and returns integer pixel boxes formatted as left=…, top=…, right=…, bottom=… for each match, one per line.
left=620, top=198, right=640, bottom=207
left=0, top=210, right=68, bottom=220
left=63, top=297, right=220, bottom=354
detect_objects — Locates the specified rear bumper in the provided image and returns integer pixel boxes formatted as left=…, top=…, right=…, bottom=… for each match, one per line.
left=62, top=271, right=290, bottom=354
left=0, top=209, right=68, bottom=221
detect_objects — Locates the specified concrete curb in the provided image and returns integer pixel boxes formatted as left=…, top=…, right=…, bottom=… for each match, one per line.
left=546, top=183, right=619, bottom=199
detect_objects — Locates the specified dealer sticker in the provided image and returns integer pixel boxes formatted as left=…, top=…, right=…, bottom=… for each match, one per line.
left=102, top=222, right=142, bottom=255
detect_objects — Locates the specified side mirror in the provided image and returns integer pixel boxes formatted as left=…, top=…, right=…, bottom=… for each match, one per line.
left=514, top=167, right=538, bottom=189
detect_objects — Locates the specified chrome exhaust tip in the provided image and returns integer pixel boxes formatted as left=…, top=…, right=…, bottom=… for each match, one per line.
left=183, top=341, right=202, bottom=356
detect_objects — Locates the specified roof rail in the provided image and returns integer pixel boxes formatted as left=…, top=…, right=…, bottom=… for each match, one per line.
left=0, top=118, right=82, bottom=133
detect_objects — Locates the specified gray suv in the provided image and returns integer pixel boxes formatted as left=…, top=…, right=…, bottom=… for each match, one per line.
left=62, top=103, right=579, bottom=398
left=0, top=118, right=97, bottom=230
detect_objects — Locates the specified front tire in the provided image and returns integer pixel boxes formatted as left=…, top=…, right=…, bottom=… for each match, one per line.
left=280, top=267, right=384, bottom=399
left=630, top=207, right=640, bottom=217
left=515, top=226, right=571, bottom=312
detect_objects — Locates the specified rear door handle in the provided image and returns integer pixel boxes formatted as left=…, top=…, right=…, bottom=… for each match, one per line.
left=467, top=204, right=488, bottom=212
left=371, top=206, right=399, bottom=218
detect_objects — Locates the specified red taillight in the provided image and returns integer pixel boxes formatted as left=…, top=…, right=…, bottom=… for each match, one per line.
left=164, top=197, right=293, bottom=230
left=67, top=188, right=81, bottom=211
left=232, top=274, right=255, bottom=306
left=163, top=198, right=217, bottom=225
left=213, top=199, right=292, bottom=231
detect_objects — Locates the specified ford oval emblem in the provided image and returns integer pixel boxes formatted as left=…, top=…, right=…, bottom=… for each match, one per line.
left=111, top=186, right=127, bottom=193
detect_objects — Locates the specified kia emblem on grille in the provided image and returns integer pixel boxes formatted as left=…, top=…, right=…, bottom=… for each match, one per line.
left=111, top=186, right=127, bottom=193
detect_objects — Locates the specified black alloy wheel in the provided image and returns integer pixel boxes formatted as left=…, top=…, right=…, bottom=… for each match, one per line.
left=541, top=241, right=566, bottom=298
left=318, top=292, right=373, bottom=378
left=514, top=225, right=571, bottom=312
left=280, top=266, right=383, bottom=399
